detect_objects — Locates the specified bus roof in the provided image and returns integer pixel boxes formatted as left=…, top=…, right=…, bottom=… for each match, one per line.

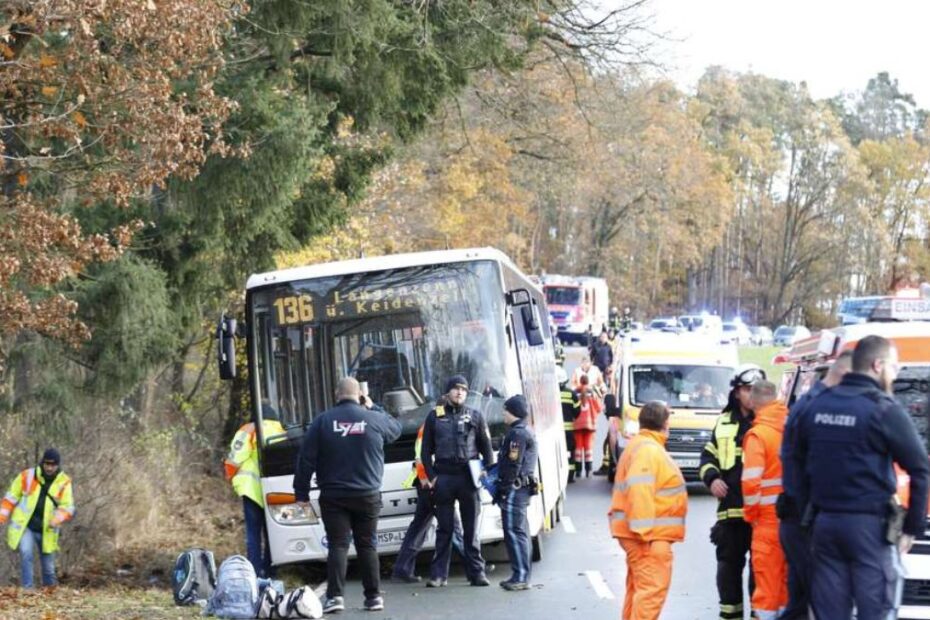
left=246, top=247, right=520, bottom=290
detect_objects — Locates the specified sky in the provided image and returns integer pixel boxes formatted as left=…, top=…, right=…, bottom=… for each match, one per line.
left=641, top=0, right=930, bottom=107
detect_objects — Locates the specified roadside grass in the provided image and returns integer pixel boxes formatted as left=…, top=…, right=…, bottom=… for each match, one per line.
left=0, top=586, right=199, bottom=620
left=738, top=345, right=792, bottom=384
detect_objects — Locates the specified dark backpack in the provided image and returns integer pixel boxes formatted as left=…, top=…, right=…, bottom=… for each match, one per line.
left=172, top=548, right=217, bottom=606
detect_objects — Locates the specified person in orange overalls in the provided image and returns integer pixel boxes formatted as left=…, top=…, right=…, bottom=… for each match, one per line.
left=574, top=374, right=601, bottom=478
left=741, top=380, right=789, bottom=619
left=609, top=401, right=688, bottom=620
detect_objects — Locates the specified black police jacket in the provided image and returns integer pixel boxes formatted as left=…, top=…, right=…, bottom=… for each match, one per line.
left=421, top=402, right=494, bottom=479
left=797, top=373, right=930, bottom=536
left=496, top=419, right=538, bottom=491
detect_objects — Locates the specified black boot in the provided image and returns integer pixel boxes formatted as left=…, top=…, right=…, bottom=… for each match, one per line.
left=585, top=461, right=593, bottom=478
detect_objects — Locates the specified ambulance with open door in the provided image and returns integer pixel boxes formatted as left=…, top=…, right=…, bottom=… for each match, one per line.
left=779, top=297, right=930, bottom=618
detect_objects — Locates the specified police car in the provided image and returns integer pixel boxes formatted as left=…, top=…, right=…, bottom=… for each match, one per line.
left=778, top=296, right=930, bottom=617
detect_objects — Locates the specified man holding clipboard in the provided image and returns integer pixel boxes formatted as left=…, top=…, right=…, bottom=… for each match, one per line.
left=420, top=374, right=495, bottom=588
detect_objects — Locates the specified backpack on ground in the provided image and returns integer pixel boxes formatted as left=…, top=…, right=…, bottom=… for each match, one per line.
left=276, top=586, right=323, bottom=619
left=171, top=548, right=217, bottom=606
left=205, top=555, right=260, bottom=619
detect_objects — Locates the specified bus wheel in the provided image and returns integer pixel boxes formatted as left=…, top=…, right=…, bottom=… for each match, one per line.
left=532, top=533, right=543, bottom=562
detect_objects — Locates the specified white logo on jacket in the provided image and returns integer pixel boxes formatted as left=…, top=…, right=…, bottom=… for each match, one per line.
left=333, top=420, right=368, bottom=436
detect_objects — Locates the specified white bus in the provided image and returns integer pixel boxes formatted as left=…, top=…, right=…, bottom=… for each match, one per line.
left=218, top=248, right=568, bottom=566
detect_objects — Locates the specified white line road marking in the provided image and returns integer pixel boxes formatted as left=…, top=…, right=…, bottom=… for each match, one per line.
left=584, top=570, right=615, bottom=600
left=562, top=515, right=577, bottom=533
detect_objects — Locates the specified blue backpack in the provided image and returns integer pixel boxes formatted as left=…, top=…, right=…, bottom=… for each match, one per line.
left=205, top=555, right=260, bottom=619
left=172, top=548, right=217, bottom=606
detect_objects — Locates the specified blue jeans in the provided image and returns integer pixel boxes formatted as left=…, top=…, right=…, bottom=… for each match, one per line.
left=243, top=497, right=272, bottom=578
left=19, top=529, right=56, bottom=588
left=501, top=487, right=532, bottom=583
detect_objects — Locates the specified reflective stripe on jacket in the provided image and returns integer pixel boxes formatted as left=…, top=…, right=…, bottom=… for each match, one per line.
left=2, top=467, right=74, bottom=553
left=224, top=420, right=284, bottom=507
left=402, top=424, right=428, bottom=489
left=609, top=429, right=688, bottom=542
left=741, top=401, right=788, bottom=525
left=700, top=409, right=754, bottom=521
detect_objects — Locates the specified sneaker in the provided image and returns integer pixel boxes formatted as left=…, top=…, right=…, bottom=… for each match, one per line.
left=364, top=596, right=384, bottom=611
left=425, top=578, right=447, bottom=588
left=323, top=596, right=345, bottom=613
left=469, top=573, right=490, bottom=586
left=501, top=581, right=530, bottom=591
left=390, top=573, right=422, bottom=583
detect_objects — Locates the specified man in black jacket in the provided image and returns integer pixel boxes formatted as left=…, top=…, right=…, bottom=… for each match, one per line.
left=421, top=374, right=495, bottom=588
left=294, top=377, right=402, bottom=613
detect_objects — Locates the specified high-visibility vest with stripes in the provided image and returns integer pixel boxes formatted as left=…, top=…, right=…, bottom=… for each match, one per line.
left=1, top=467, right=75, bottom=553
left=560, top=387, right=580, bottom=431
left=609, top=429, right=688, bottom=542
left=740, top=401, right=787, bottom=525
left=225, top=420, right=284, bottom=508
left=402, top=424, right=428, bottom=489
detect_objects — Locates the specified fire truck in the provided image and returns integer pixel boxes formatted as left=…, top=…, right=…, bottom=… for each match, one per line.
left=778, top=296, right=930, bottom=617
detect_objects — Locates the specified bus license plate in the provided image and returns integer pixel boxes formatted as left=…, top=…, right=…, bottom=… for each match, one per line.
left=377, top=529, right=407, bottom=546
left=676, top=458, right=699, bottom=468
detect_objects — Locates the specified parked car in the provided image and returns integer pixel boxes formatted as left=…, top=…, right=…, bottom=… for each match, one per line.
left=773, top=324, right=812, bottom=347
left=721, top=321, right=753, bottom=345
left=749, top=326, right=774, bottom=346
left=648, top=317, right=682, bottom=332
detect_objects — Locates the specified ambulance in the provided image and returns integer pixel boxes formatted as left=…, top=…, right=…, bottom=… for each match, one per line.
left=778, top=297, right=930, bottom=617
left=611, top=331, right=739, bottom=480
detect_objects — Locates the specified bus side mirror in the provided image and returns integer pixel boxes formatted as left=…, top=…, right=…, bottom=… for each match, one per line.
left=217, top=315, right=237, bottom=380
left=521, top=305, right=545, bottom=347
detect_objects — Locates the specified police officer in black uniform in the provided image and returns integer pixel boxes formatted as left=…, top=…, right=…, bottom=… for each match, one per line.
left=421, top=374, right=494, bottom=587
left=796, top=335, right=929, bottom=618
left=495, top=394, right=538, bottom=591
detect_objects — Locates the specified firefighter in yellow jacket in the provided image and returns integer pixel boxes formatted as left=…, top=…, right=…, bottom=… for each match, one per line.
left=609, top=402, right=688, bottom=620
left=0, top=448, right=75, bottom=588
left=224, top=402, right=285, bottom=578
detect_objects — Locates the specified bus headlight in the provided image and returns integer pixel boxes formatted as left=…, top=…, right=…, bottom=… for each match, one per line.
left=266, top=493, right=319, bottom=525
left=624, top=420, right=639, bottom=437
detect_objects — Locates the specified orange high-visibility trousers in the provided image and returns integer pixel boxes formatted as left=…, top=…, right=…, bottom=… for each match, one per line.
left=619, top=538, right=673, bottom=620
left=750, top=523, right=787, bottom=619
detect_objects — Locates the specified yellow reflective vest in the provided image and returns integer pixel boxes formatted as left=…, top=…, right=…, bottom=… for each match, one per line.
left=224, top=420, right=284, bottom=508
left=0, top=467, right=75, bottom=553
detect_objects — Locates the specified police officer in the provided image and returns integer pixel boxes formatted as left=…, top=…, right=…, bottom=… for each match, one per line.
left=699, top=364, right=765, bottom=620
left=495, top=394, right=538, bottom=591
left=779, top=351, right=851, bottom=619
left=796, top=336, right=929, bottom=618
left=558, top=367, right=581, bottom=483
left=421, top=374, right=495, bottom=587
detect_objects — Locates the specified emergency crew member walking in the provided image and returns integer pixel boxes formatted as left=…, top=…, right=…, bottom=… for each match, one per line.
left=0, top=448, right=74, bottom=588
left=700, top=364, right=765, bottom=620
left=294, top=377, right=402, bottom=613
left=495, top=395, right=538, bottom=591
left=558, top=367, right=581, bottom=483
left=391, top=421, right=465, bottom=583
left=224, top=402, right=284, bottom=578
left=740, top=381, right=788, bottom=619
left=574, top=375, right=601, bottom=478
left=779, top=351, right=851, bottom=619
left=795, top=336, right=930, bottom=618
left=421, top=374, right=495, bottom=588
left=609, top=401, right=687, bottom=620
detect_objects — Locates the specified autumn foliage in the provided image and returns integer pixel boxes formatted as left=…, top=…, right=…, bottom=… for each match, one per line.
left=0, top=0, right=238, bottom=366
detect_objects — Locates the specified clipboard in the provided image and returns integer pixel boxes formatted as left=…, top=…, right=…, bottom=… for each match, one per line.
left=468, top=459, right=484, bottom=489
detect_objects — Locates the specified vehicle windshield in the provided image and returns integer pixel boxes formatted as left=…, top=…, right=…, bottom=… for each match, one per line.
left=629, top=364, right=733, bottom=409
left=894, top=366, right=930, bottom=445
left=722, top=324, right=737, bottom=332
left=249, top=260, right=509, bottom=463
left=546, top=286, right=581, bottom=306
left=775, top=326, right=796, bottom=337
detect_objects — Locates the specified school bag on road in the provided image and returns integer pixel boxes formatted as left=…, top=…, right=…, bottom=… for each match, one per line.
left=172, top=548, right=217, bottom=606
left=205, top=555, right=260, bottom=619
left=257, top=585, right=323, bottom=619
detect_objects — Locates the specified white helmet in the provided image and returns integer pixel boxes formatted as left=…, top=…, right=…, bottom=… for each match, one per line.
left=730, top=363, right=766, bottom=389
left=556, top=366, right=568, bottom=385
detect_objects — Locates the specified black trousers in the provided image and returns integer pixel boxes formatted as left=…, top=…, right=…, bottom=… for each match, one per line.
left=564, top=430, right=576, bottom=480
left=711, top=518, right=754, bottom=620
left=779, top=516, right=811, bottom=619
left=319, top=493, right=382, bottom=600
left=430, top=472, right=485, bottom=580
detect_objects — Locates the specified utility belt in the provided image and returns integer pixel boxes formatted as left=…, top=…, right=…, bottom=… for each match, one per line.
left=804, top=498, right=904, bottom=544
left=433, top=461, right=471, bottom=475
left=510, top=475, right=540, bottom=495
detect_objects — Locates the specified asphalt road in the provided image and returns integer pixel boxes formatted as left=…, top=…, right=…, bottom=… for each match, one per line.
left=317, top=346, right=746, bottom=619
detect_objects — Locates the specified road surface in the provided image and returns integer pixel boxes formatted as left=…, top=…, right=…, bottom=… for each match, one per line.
left=313, top=346, right=749, bottom=619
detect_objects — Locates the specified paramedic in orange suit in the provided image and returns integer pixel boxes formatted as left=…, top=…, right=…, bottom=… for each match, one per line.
left=741, top=381, right=788, bottom=619
left=609, top=401, right=688, bottom=620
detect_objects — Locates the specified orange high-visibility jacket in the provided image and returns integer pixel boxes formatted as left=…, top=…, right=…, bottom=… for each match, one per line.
left=741, top=400, right=788, bottom=525
left=610, top=429, right=688, bottom=542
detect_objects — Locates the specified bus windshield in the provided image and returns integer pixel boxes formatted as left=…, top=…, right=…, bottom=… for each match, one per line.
left=630, top=364, right=733, bottom=409
left=546, top=286, right=581, bottom=306
left=249, top=260, right=510, bottom=467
